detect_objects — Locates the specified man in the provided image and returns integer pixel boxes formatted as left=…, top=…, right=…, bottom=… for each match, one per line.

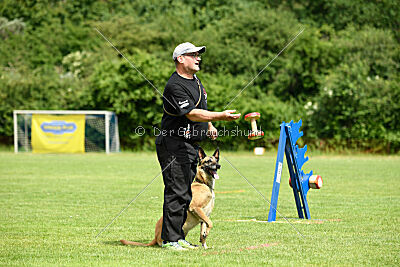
left=155, top=42, right=241, bottom=250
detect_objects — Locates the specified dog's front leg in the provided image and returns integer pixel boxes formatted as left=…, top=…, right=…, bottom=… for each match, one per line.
left=189, top=207, right=213, bottom=233
left=200, top=222, right=208, bottom=249
left=190, top=206, right=212, bottom=249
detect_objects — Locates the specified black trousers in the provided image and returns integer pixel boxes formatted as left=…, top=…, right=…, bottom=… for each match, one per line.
left=156, top=142, right=198, bottom=242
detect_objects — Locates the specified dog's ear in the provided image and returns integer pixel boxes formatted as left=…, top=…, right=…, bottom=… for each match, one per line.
left=213, top=147, right=220, bottom=162
left=198, top=147, right=206, bottom=161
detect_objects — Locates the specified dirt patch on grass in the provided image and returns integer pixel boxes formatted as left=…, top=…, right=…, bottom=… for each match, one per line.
left=272, top=218, right=342, bottom=224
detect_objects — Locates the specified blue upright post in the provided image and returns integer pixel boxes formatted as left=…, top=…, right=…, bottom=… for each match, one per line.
left=268, top=123, right=286, bottom=222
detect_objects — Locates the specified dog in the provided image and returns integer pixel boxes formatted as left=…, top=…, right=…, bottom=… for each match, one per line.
left=120, top=147, right=220, bottom=249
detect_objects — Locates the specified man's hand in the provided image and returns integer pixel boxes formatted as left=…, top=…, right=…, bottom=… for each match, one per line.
left=221, top=110, right=241, bottom=121
left=207, top=122, right=218, bottom=140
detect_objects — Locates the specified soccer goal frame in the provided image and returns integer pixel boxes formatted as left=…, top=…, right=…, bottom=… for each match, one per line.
left=13, top=110, right=120, bottom=154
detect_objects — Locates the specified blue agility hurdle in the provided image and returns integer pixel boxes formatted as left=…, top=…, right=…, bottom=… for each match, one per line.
left=268, top=120, right=322, bottom=222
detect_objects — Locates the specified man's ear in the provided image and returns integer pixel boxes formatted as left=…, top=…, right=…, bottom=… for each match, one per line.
left=213, top=148, right=220, bottom=162
left=177, top=55, right=184, bottom=64
left=198, top=147, right=206, bottom=161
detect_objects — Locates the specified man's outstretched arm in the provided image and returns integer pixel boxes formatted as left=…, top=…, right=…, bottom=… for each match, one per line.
left=185, top=109, right=241, bottom=122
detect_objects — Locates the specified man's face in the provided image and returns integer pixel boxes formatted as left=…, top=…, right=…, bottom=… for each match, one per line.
left=178, top=52, right=201, bottom=73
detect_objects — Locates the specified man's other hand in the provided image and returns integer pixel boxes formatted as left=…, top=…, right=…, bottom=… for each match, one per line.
left=221, top=110, right=241, bottom=121
left=207, top=123, right=218, bottom=140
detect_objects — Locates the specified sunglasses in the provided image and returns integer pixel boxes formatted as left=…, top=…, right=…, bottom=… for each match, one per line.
left=183, top=53, right=201, bottom=59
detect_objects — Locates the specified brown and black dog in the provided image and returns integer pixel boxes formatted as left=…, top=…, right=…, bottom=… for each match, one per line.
left=120, top=147, right=220, bottom=249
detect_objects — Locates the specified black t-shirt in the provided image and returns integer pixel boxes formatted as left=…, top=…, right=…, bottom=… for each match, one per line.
left=155, top=72, right=208, bottom=162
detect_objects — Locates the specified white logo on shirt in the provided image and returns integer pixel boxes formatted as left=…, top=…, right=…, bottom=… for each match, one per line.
left=179, top=100, right=189, bottom=108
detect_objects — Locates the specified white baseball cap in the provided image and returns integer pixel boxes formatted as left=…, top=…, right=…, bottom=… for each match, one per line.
left=172, top=42, right=206, bottom=60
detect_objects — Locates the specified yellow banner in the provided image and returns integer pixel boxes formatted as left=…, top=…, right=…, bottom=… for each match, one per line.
left=31, top=114, right=85, bottom=153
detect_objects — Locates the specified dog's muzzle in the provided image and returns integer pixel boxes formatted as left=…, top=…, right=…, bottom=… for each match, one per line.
left=203, top=164, right=221, bottom=179
left=209, top=164, right=221, bottom=170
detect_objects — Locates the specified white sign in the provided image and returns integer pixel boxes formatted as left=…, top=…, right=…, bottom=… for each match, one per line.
left=276, top=162, right=283, bottom=184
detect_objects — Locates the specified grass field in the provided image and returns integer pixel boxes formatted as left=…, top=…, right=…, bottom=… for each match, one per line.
left=0, top=151, right=399, bottom=266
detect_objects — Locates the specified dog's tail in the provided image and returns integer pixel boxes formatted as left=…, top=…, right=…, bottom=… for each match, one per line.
left=120, top=238, right=158, bottom=247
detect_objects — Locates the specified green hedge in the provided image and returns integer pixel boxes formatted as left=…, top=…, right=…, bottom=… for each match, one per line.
left=1, top=0, right=399, bottom=152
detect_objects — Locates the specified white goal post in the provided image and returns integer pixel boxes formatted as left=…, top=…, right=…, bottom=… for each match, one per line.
left=13, top=110, right=120, bottom=154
